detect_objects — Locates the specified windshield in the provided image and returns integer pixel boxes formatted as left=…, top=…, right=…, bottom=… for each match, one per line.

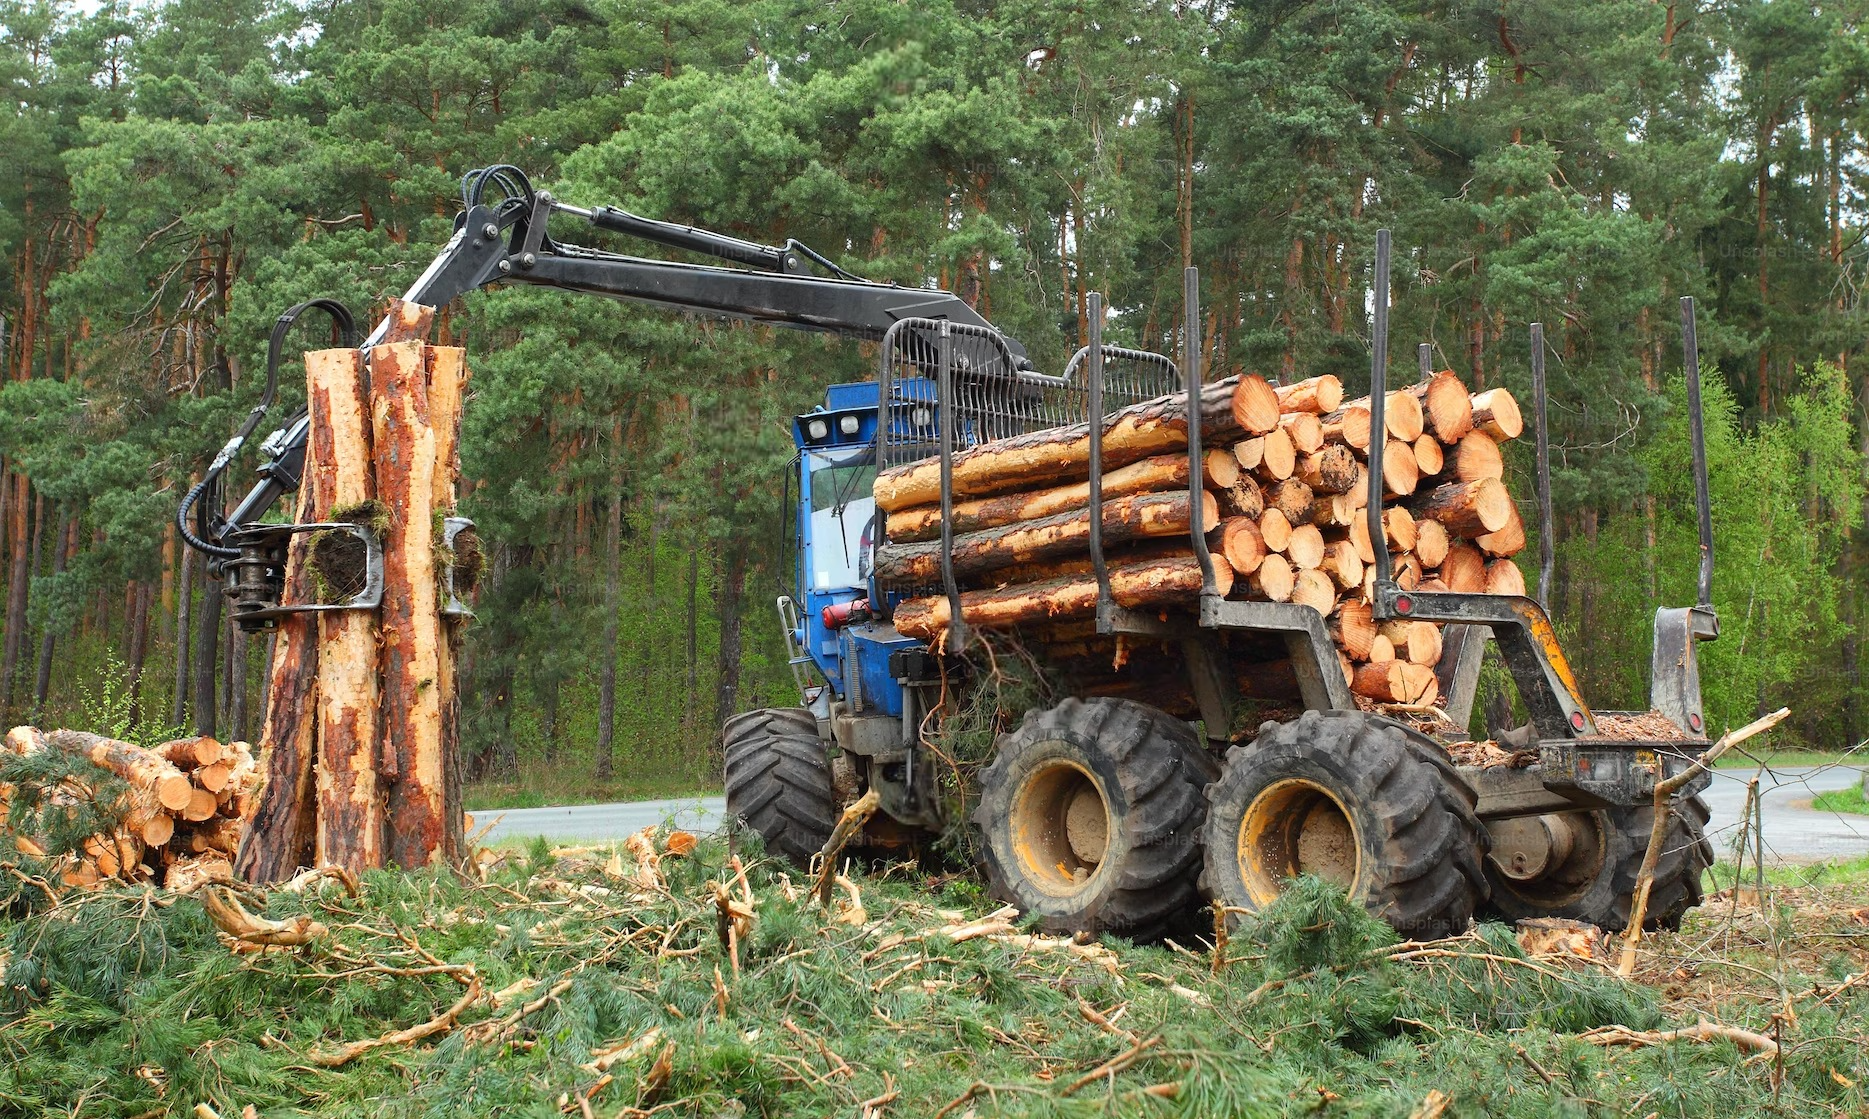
left=806, top=449, right=877, bottom=591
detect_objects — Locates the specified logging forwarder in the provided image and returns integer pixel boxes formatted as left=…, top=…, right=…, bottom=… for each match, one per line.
left=185, top=168, right=1725, bottom=941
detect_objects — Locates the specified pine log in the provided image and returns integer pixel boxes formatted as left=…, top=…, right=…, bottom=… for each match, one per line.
left=1321, top=403, right=1371, bottom=450
left=1414, top=517, right=1451, bottom=568
left=428, top=345, right=470, bottom=868
left=1219, top=474, right=1265, bottom=520
left=381, top=297, right=435, bottom=343
left=1404, top=371, right=1475, bottom=444
left=873, top=377, right=1245, bottom=511
left=1418, top=576, right=1450, bottom=593
left=1352, top=660, right=1438, bottom=704
left=1390, top=551, right=1423, bottom=591
left=235, top=427, right=321, bottom=884
left=1471, top=388, right=1523, bottom=441
left=1281, top=412, right=1324, bottom=455
left=1412, top=434, right=1444, bottom=477
left=1312, top=492, right=1357, bottom=528
left=873, top=490, right=1216, bottom=587
left=1297, top=444, right=1358, bottom=495
left=1417, top=479, right=1513, bottom=535
left=372, top=340, right=449, bottom=870
left=886, top=453, right=1200, bottom=543
left=1485, top=558, right=1528, bottom=597
left=192, top=816, right=244, bottom=856
left=1381, top=440, right=1420, bottom=497
left=1214, top=517, right=1266, bottom=576
left=1369, top=634, right=1396, bottom=663
left=890, top=553, right=1233, bottom=639
left=195, top=762, right=232, bottom=794
left=1343, top=391, right=1424, bottom=443
left=4, top=726, right=44, bottom=755
left=1258, top=508, right=1292, bottom=553
left=137, top=810, right=175, bottom=849
left=1381, top=620, right=1443, bottom=667
left=183, top=787, right=219, bottom=823
left=1440, top=543, right=1487, bottom=593
left=1452, top=431, right=1503, bottom=482
left=1233, top=437, right=1264, bottom=472
left=1266, top=478, right=1315, bottom=526
left=1258, top=427, right=1296, bottom=481
left=1285, top=524, right=1325, bottom=570
left=1347, top=515, right=1375, bottom=565
left=1383, top=507, right=1417, bottom=553
left=1275, top=375, right=1344, bottom=415
left=42, top=730, right=194, bottom=813
left=1291, top=569, right=1336, bottom=614
left=159, top=737, right=224, bottom=768
left=1230, top=375, right=1282, bottom=434
left=1319, top=540, right=1364, bottom=590
left=1330, top=599, right=1377, bottom=660
left=1246, top=554, right=1295, bottom=602
left=309, top=346, right=385, bottom=875
left=1476, top=503, right=1526, bottom=558
left=1203, top=448, right=1241, bottom=490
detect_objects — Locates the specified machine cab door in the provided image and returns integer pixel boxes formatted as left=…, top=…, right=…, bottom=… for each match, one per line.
left=804, top=446, right=877, bottom=595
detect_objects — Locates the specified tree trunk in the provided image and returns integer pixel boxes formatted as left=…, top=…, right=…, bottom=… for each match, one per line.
left=125, top=581, right=152, bottom=726
left=191, top=538, right=222, bottom=737
left=712, top=546, right=747, bottom=742
left=595, top=487, right=623, bottom=781
left=171, top=541, right=193, bottom=728
left=2, top=476, right=31, bottom=719
left=370, top=339, right=447, bottom=870
left=428, top=344, right=468, bottom=862
left=308, top=345, right=384, bottom=874
left=885, top=452, right=1208, bottom=544
left=30, top=507, right=73, bottom=720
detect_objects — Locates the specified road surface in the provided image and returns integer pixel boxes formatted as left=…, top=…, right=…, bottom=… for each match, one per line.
left=481, top=765, right=1869, bottom=863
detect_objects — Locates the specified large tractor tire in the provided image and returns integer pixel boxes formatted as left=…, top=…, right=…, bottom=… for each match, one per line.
left=722, top=708, right=839, bottom=868
left=1483, top=795, right=1712, bottom=932
left=972, top=698, right=1209, bottom=940
left=1202, top=711, right=1487, bottom=939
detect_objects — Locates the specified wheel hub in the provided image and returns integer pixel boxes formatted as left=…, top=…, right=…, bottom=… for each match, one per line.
left=1011, top=761, right=1112, bottom=894
left=1238, top=778, right=1361, bottom=905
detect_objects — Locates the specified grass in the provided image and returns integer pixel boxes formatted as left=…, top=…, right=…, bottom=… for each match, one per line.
left=1, top=839, right=1867, bottom=1118
left=465, top=764, right=719, bottom=811
left=1811, top=782, right=1869, bottom=817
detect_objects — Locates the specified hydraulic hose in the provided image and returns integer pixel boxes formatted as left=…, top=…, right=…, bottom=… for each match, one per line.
left=177, top=298, right=357, bottom=558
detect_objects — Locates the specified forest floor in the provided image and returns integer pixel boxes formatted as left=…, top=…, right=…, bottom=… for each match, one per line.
left=1, top=836, right=1866, bottom=1117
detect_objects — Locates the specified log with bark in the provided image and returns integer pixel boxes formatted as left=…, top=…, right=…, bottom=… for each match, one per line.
left=1404, top=371, right=1474, bottom=444
left=1415, top=479, right=1513, bottom=536
left=873, top=376, right=1245, bottom=510
left=885, top=452, right=1213, bottom=543
left=1274, top=375, right=1343, bottom=415
left=1471, top=388, right=1523, bottom=441
left=1230, top=375, right=1282, bottom=434
left=891, top=553, right=1234, bottom=639
left=307, top=346, right=385, bottom=875
left=874, top=490, right=1217, bottom=587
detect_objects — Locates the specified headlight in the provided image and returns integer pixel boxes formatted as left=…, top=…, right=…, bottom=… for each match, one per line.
left=806, top=418, right=829, bottom=441
left=839, top=414, right=860, bottom=436
left=911, top=406, right=932, bottom=428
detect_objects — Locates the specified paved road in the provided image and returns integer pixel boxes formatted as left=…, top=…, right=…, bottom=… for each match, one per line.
left=481, top=765, right=1869, bottom=863
left=1700, top=764, right=1869, bottom=863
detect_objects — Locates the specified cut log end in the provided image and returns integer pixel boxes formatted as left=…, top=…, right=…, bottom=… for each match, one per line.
left=1231, top=375, right=1282, bottom=435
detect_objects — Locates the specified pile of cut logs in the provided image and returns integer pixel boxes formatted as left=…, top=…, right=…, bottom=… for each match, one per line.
left=871, top=368, right=1527, bottom=709
left=2, top=725, right=258, bottom=891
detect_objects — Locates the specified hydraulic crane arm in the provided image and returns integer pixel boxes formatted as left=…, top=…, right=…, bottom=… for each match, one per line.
left=191, top=166, right=1029, bottom=556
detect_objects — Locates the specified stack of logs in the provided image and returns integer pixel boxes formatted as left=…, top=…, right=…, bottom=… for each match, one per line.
left=872, top=368, right=1528, bottom=709
left=3, top=725, right=259, bottom=891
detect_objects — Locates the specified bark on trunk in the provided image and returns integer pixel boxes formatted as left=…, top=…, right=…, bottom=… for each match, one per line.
left=310, top=346, right=385, bottom=874
left=30, top=507, right=73, bottom=719
left=884, top=452, right=1204, bottom=543
left=427, top=345, right=468, bottom=863
left=371, top=340, right=445, bottom=870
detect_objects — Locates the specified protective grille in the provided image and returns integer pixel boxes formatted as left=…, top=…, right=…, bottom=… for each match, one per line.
left=875, top=320, right=1180, bottom=470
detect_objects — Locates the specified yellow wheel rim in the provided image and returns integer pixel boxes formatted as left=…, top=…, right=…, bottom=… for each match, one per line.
left=1237, top=778, right=1361, bottom=906
left=1010, top=760, right=1112, bottom=896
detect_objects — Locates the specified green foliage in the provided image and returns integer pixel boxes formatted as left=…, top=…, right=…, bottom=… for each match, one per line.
left=0, top=845, right=1860, bottom=1117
